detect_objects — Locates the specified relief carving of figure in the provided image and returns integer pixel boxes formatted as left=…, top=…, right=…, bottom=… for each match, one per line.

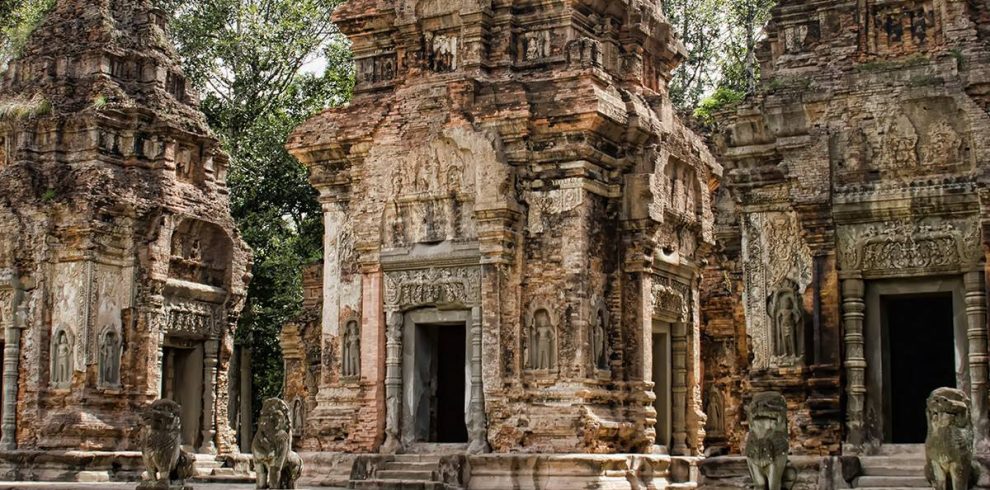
left=924, top=120, right=962, bottom=167
left=925, top=388, right=978, bottom=490
left=591, top=308, right=607, bottom=370
left=769, top=286, right=803, bottom=362
left=99, top=329, right=121, bottom=386
left=528, top=308, right=556, bottom=370
left=252, top=398, right=304, bottom=489
left=706, top=388, right=725, bottom=436
left=745, top=392, right=791, bottom=490
left=342, top=320, right=360, bottom=378
left=882, top=115, right=919, bottom=168
left=139, top=399, right=194, bottom=489
left=51, top=329, right=72, bottom=387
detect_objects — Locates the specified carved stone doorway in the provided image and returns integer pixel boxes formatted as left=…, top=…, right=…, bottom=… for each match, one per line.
left=162, top=339, right=205, bottom=450
left=652, top=321, right=672, bottom=448
left=864, top=278, right=968, bottom=446
left=402, top=309, right=470, bottom=448
left=882, top=293, right=956, bottom=443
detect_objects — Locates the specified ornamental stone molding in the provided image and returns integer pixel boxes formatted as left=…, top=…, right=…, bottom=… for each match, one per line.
left=165, top=298, right=220, bottom=338
left=652, top=276, right=690, bottom=322
left=383, top=266, right=481, bottom=311
left=838, top=218, right=982, bottom=275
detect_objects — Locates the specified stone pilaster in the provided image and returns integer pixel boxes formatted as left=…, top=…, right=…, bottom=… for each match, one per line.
left=841, top=276, right=866, bottom=451
left=964, top=270, right=988, bottom=449
left=200, top=338, right=219, bottom=454
left=0, top=294, right=25, bottom=450
left=468, top=306, right=489, bottom=453
left=382, top=311, right=403, bottom=454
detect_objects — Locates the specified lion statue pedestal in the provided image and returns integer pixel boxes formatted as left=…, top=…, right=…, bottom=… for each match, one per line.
left=926, top=387, right=979, bottom=490
left=745, top=391, right=795, bottom=490
left=137, top=399, right=195, bottom=490
left=252, top=398, right=304, bottom=489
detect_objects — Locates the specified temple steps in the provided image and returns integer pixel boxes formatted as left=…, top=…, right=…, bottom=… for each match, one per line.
left=349, top=454, right=456, bottom=490
left=188, top=453, right=256, bottom=484
left=852, top=446, right=931, bottom=490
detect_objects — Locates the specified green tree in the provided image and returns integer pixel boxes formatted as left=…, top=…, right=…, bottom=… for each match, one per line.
left=0, top=0, right=54, bottom=68
left=157, top=0, right=354, bottom=417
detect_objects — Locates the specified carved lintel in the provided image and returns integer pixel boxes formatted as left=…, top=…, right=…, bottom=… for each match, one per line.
left=838, top=219, right=981, bottom=274
left=383, top=266, right=481, bottom=311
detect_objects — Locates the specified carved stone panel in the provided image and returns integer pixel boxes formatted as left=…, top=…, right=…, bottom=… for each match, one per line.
left=165, top=298, right=220, bottom=338
left=357, top=53, right=397, bottom=84
left=652, top=275, right=690, bottom=322
left=424, top=32, right=457, bottom=72
left=384, top=266, right=481, bottom=311
left=838, top=218, right=981, bottom=276
left=741, top=211, right=813, bottom=370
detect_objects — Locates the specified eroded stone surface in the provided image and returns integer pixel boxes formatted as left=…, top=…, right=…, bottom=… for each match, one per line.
left=0, top=0, right=251, bottom=455
left=286, top=0, right=719, bottom=456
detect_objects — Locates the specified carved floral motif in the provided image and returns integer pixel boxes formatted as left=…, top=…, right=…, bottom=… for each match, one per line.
left=384, top=267, right=481, bottom=310
left=652, top=276, right=690, bottom=322
left=839, top=219, right=981, bottom=273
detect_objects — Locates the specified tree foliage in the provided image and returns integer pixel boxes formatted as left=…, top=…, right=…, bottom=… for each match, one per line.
left=665, top=0, right=776, bottom=113
left=0, top=0, right=54, bottom=69
left=157, top=0, right=354, bottom=418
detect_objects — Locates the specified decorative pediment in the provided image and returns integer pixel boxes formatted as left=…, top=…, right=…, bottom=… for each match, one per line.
left=652, top=276, right=690, bottom=322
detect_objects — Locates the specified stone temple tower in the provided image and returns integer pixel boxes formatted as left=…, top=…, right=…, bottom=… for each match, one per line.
left=0, top=0, right=250, bottom=458
left=286, top=0, right=720, bottom=485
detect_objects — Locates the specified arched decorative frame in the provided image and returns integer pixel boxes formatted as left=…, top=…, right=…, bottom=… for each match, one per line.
left=97, top=325, right=122, bottom=388
left=50, top=327, right=74, bottom=389
left=523, top=303, right=560, bottom=373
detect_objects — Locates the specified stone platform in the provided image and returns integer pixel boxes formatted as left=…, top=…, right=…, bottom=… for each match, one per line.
left=0, top=451, right=254, bottom=485
left=300, top=452, right=701, bottom=490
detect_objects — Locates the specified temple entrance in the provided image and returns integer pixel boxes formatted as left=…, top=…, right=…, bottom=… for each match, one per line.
left=402, top=309, right=470, bottom=446
left=882, top=293, right=956, bottom=444
left=652, top=322, right=672, bottom=448
left=162, top=340, right=204, bottom=449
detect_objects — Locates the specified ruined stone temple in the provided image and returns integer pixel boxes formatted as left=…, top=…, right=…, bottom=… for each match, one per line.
left=0, top=0, right=251, bottom=467
left=284, top=0, right=720, bottom=485
left=701, top=0, right=990, bottom=487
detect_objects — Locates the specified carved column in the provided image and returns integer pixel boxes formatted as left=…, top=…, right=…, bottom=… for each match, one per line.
left=164, top=348, right=175, bottom=399
left=964, top=270, right=988, bottom=447
left=468, top=306, right=489, bottom=453
left=200, top=338, right=219, bottom=454
left=671, top=321, right=688, bottom=455
left=381, top=311, right=403, bottom=454
left=841, top=276, right=867, bottom=450
left=0, top=300, right=25, bottom=450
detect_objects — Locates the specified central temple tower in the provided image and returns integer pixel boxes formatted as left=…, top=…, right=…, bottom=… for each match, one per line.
left=286, top=0, right=720, bottom=478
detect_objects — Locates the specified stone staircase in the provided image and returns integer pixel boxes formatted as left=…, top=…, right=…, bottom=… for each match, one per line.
left=349, top=454, right=466, bottom=490
left=189, top=453, right=256, bottom=484
left=852, top=445, right=932, bottom=490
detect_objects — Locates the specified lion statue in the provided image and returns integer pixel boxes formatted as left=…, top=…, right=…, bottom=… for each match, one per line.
left=252, top=398, right=303, bottom=489
left=139, top=399, right=194, bottom=490
left=745, top=392, right=790, bottom=490
left=926, top=387, right=978, bottom=490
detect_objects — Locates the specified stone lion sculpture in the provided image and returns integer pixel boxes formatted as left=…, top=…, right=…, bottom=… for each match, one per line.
left=252, top=398, right=303, bottom=489
left=139, top=399, right=194, bottom=490
left=745, top=391, right=789, bottom=490
left=926, top=387, right=978, bottom=490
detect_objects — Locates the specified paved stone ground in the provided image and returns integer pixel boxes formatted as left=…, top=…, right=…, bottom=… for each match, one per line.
left=0, top=484, right=347, bottom=490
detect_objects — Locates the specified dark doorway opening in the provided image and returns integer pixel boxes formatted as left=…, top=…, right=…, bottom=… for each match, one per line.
left=161, top=342, right=205, bottom=449
left=883, top=293, right=955, bottom=444
left=427, top=324, right=467, bottom=443
left=415, top=323, right=468, bottom=444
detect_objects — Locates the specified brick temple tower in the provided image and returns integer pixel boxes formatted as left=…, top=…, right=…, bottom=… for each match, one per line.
left=286, top=0, right=720, bottom=486
left=0, top=0, right=251, bottom=463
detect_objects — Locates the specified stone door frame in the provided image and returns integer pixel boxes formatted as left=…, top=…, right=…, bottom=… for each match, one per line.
left=838, top=217, right=987, bottom=454
left=651, top=271, right=693, bottom=456
left=381, top=265, right=488, bottom=454
left=863, top=277, right=968, bottom=445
